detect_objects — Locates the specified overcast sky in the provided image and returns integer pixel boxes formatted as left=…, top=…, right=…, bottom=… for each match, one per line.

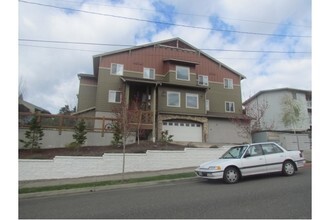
left=18, top=0, right=312, bottom=114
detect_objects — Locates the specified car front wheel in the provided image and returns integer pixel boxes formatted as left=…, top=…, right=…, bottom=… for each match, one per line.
left=282, top=160, right=295, bottom=176
left=223, top=167, right=240, bottom=184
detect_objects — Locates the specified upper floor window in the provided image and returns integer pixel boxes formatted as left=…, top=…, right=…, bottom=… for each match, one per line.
left=186, top=93, right=199, bottom=109
left=198, top=75, right=209, bottom=86
left=224, top=78, right=233, bottom=89
left=143, top=67, right=155, bottom=79
left=111, top=63, right=124, bottom=76
left=108, top=90, right=122, bottom=103
left=176, top=66, right=190, bottom=81
left=167, top=91, right=180, bottom=107
left=292, top=91, right=297, bottom=100
left=225, top=101, right=235, bottom=112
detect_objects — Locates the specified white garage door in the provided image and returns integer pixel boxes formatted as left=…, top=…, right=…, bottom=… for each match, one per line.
left=162, top=121, right=202, bottom=142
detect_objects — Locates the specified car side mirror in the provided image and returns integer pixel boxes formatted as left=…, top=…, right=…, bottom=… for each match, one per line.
left=244, top=152, right=251, bottom=158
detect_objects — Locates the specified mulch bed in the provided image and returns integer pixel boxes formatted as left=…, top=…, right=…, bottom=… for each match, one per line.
left=19, top=141, right=187, bottom=159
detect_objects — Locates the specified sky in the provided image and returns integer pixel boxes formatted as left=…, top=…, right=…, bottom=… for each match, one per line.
left=4, top=1, right=330, bottom=217
left=18, top=0, right=311, bottom=114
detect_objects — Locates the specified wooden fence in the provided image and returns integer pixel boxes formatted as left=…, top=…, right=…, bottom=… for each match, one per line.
left=19, top=111, right=154, bottom=137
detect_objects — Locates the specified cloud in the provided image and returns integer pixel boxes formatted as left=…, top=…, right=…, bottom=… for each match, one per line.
left=19, top=0, right=311, bottom=114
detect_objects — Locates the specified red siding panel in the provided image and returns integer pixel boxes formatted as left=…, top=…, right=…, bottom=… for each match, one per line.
left=99, top=45, right=241, bottom=84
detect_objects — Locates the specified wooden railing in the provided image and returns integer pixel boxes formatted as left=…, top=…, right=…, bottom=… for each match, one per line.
left=19, top=111, right=154, bottom=136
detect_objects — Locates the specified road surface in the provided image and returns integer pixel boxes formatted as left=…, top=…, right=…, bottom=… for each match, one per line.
left=19, top=167, right=311, bottom=219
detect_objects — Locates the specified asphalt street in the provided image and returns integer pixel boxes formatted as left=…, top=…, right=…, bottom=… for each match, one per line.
left=19, top=167, right=311, bottom=219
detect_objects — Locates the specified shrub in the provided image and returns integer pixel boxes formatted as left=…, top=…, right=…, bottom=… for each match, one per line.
left=209, top=145, right=219, bottom=148
left=160, top=130, right=173, bottom=146
left=111, top=121, right=123, bottom=147
left=20, top=115, right=44, bottom=150
left=72, top=119, right=87, bottom=147
left=65, top=142, right=80, bottom=150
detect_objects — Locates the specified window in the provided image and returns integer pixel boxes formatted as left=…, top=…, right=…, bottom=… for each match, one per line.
left=167, top=91, right=180, bottom=107
left=224, top=78, right=233, bottom=89
left=143, top=67, right=155, bottom=79
left=108, top=90, right=121, bottom=103
left=261, top=143, right=283, bottom=155
left=225, top=101, right=235, bottom=112
left=198, top=75, right=209, bottom=86
left=110, top=63, right=124, bottom=75
left=176, top=66, right=190, bottom=81
left=246, top=145, right=264, bottom=157
left=186, top=93, right=199, bottom=109
left=292, top=92, right=297, bottom=100
left=222, top=145, right=248, bottom=159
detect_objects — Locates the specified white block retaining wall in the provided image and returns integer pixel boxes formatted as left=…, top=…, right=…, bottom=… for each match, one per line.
left=19, top=147, right=229, bottom=181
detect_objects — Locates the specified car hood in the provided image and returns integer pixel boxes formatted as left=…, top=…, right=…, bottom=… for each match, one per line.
left=199, top=158, right=234, bottom=169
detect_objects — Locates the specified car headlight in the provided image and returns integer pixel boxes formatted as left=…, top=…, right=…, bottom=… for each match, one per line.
left=208, top=166, right=221, bottom=170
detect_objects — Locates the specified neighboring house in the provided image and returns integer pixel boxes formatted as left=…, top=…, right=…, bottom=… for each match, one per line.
left=243, top=88, right=312, bottom=150
left=19, top=95, right=50, bottom=114
left=76, top=38, right=249, bottom=144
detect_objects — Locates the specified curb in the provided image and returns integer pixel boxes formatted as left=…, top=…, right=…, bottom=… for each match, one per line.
left=19, top=176, right=197, bottom=199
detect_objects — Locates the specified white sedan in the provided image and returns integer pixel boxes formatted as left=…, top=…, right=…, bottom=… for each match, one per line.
left=195, top=142, right=305, bottom=184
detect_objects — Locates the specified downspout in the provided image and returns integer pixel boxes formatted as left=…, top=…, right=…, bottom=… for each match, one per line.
left=152, top=83, right=159, bottom=143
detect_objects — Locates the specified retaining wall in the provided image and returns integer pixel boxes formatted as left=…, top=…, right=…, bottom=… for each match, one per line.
left=19, top=147, right=229, bottom=181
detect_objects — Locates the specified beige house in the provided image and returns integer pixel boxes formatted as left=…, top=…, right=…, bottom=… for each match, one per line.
left=76, top=38, right=249, bottom=144
left=243, top=88, right=312, bottom=150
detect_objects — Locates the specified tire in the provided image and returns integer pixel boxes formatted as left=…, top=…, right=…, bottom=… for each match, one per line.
left=223, top=167, right=240, bottom=184
left=282, top=160, right=296, bottom=176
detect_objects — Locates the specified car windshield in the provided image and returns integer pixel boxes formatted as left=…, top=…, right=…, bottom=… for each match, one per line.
left=221, top=145, right=248, bottom=159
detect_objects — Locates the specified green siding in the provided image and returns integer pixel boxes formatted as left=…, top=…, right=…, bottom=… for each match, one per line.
left=157, top=86, right=205, bottom=115
left=77, top=85, right=97, bottom=111
left=91, top=67, right=243, bottom=116
left=95, top=68, right=124, bottom=112
left=165, top=71, right=197, bottom=87
left=206, top=82, right=242, bottom=114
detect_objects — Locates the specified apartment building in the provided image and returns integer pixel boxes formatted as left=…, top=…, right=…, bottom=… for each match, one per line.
left=76, top=38, right=249, bottom=144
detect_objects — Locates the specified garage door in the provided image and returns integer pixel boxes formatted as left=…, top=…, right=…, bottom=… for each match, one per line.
left=162, top=121, right=202, bottom=142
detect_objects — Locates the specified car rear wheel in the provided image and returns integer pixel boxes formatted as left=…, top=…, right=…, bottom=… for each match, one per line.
left=223, top=167, right=240, bottom=184
left=282, top=160, right=295, bottom=176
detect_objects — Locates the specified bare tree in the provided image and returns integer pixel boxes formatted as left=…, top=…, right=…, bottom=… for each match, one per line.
left=111, top=87, right=142, bottom=181
left=281, top=94, right=302, bottom=150
left=19, top=76, right=26, bottom=99
left=233, top=99, right=274, bottom=140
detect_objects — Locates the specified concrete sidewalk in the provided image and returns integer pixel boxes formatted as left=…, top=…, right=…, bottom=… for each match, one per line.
left=19, top=167, right=197, bottom=199
left=19, top=167, right=196, bottom=189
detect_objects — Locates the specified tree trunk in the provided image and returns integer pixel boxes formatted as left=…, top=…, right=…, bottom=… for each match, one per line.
left=121, top=138, right=126, bottom=182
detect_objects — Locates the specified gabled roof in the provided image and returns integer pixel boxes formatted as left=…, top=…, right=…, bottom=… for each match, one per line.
left=243, top=87, right=312, bottom=105
left=19, top=97, right=51, bottom=114
left=93, top=37, right=246, bottom=80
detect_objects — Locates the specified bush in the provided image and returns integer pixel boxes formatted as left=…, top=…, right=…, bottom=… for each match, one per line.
left=19, top=115, right=44, bottom=150
left=111, top=121, right=123, bottom=147
left=65, top=142, right=80, bottom=150
left=160, top=130, right=173, bottom=146
left=209, top=145, right=219, bottom=148
left=72, top=119, right=87, bottom=147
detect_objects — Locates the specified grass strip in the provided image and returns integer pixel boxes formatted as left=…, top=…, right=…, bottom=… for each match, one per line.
left=19, top=172, right=196, bottom=194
